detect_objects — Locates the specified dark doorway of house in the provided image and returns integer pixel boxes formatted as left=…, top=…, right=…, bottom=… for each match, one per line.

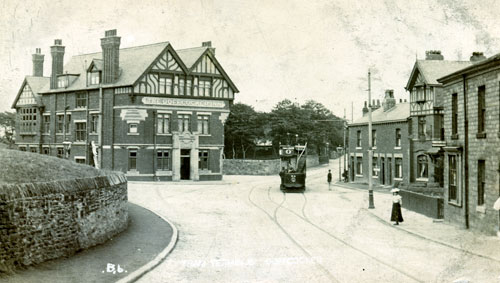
left=181, top=149, right=190, bottom=180
left=350, top=157, right=355, bottom=181
left=381, top=157, right=385, bottom=185
left=388, top=157, right=392, bottom=185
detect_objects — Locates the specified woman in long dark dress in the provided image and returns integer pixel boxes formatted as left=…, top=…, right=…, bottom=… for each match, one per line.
left=390, top=188, right=404, bottom=225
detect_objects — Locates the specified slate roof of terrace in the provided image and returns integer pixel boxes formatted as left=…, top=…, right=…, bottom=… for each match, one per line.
left=349, top=102, right=409, bottom=126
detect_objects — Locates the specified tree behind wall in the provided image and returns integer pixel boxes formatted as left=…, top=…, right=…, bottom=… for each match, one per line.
left=0, top=111, right=15, bottom=148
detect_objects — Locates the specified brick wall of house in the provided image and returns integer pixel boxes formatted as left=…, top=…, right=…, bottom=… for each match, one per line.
left=348, top=120, right=409, bottom=186
left=442, top=68, right=500, bottom=235
left=0, top=173, right=128, bottom=270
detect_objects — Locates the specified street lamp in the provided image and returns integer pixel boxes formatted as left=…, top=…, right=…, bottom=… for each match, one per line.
left=336, top=146, right=343, bottom=181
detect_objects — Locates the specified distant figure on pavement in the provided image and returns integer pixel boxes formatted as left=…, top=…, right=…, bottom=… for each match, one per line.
left=279, top=167, right=285, bottom=183
left=342, top=169, right=348, bottom=183
left=327, top=170, right=332, bottom=190
left=390, top=187, right=403, bottom=225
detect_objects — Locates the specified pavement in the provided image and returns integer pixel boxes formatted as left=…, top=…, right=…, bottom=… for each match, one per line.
left=0, top=202, right=177, bottom=283
left=334, top=180, right=500, bottom=263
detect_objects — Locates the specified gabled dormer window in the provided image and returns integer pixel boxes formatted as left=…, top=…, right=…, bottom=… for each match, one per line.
left=57, top=76, right=68, bottom=88
left=89, top=71, right=101, bottom=85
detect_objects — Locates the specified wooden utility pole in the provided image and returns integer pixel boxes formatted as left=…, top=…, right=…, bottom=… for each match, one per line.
left=368, top=70, right=375, bottom=209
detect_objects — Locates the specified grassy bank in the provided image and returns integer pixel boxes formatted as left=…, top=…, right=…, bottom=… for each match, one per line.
left=0, top=148, right=105, bottom=184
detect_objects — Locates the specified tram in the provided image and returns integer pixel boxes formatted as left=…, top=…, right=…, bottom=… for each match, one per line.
left=279, top=142, right=307, bottom=190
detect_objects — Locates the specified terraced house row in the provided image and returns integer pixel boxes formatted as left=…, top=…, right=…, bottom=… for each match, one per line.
left=348, top=51, right=500, bottom=235
left=12, top=29, right=239, bottom=181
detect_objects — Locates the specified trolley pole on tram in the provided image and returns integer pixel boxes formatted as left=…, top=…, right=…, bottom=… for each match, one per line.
left=368, top=70, right=375, bottom=209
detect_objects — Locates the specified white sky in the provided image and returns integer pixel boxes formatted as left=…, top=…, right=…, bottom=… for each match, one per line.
left=1, top=0, right=499, bottom=120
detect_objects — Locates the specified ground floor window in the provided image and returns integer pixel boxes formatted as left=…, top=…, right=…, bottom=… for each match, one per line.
left=75, top=158, right=85, bottom=164
left=478, top=160, right=485, bottom=206
left=417, top=155, right=428, bottom=179
left=356, top=157, right=363, bottom=175
left=19, top=146, right=26, bottom=151
left=372, top=157, right=378, bottom=177
left=449, top=155, right=457, bottom=201
left=395, top=158, right=403, bottom=178
left=42, top=147, right=50, bottom=155
left=57, top=147, right=64, bottom=158
left=129, top=149, right=137, bottom=170
left=30, top=147, right=37, bottom=153
left=157, top=150, right=171, bottom=170
left=199, top=150, right=209, bottom=170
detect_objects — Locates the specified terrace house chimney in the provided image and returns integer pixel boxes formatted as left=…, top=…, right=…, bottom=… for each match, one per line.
left=425, top=50, right=444, bottom=60
left=382, top=89, right=396, bottom=111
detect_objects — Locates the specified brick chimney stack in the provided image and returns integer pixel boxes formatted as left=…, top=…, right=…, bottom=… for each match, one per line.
left=32, top=48, right=44, bottom=77
left=382, top=89, right=396, bottom=111
left=425, top=50, right=444, bottom=60
left=470, top=52, right=486, bottom=62
left=372, top=99, right=381, bottom=111
left=50, top=39, right=65, bottom=89
left=202, top=41, right=216, bottom=55
left=362, top=101, right=369, bottom=116
left=101, top=29, right=121, bottom=84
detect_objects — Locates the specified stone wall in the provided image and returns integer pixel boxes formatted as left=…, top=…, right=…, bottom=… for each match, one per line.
left=0, top=173, right=128, bottom=271
left=223, top=155, right=319, bottom=175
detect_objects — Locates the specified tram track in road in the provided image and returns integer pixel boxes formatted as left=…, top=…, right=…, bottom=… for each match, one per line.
left=247, top=184, right=341, bottom=283
left=260, top=184, right=424, bottom=283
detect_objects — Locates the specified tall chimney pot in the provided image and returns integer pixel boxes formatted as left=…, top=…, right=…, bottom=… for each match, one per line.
left=101, top=29, right=121, bottom=83
left=50, top=39, right=65, bottom=89
left=32, top=48, right=44, bottom=77
left=470, top=52, right=486, bottom=62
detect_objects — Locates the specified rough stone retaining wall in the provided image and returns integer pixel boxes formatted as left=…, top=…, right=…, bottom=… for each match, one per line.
left=223, top=155, right=320, bottom=175
left=0, top=173, right=128, bottom=270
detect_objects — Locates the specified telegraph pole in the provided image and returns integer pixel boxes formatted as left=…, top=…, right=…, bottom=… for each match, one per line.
left=343, top=108, right=346, bottom=181
left=368, top=70, right=375, bottom=209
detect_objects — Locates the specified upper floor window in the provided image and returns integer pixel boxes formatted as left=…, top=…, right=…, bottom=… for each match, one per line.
left=76, top=93, right=87, bottom=108
left=89, top=71, right=101, bottom=85
left=197, top=115, right=210, bottom=134
left=65, top=114, right=71, bottom=134
left=452, top=93, right=458, bottom=136
left=57, top=76, right=68, bottom=88
left=179, top=78, right=185, bottom=95
left=157, top=113, right=170, bottom=134
left=372, top=130, right=376, bottom=147
left=186, top=79, right=192, bottom=96
left=417, top=155, right=428, bottom=179
left=75, top=122, right=86, bottom=142
left=19, top=108, right=37, bottom=133
left=90, top=114, right=99, bottom=134
left=128, top=123, right=138, bottom=134
left=43, top=115, right=50, bottom=134
left=356, top=130, right=361, bottom=147
left=159, top=77, right=173, bottom=95
left=418, top=116, right=426, bottom=138
left=178, top=114, right=191, bottom=132
left=477, top=86, right=486, bottom=134
left=416, top=86, right=425, bottom=102
left=199, top=80, right=212, bottom=97
left=57, top=114, right=64, bottom=133
left=395, top=128, right=401, bottom=147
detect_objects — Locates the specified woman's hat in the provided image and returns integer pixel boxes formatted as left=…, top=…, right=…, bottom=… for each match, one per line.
left=391, top=188, right=400, bottom=193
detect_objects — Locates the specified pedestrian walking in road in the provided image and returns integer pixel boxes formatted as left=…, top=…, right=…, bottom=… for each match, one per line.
left=327, top=169, right=332, bottom=190
left=390, top=187, right=403, bottom=225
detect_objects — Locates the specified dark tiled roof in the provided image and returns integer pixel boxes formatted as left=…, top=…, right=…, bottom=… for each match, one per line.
left=176, top=47, right=208, bottom=69
left=349, top=102, right=409, bottom=126
left=26, top=76, right=50, bottom=94
left=406, top=60, right=473, bottom=90
left=437, top=53, right=500, bottom=82
left=41, top=42, right=170, bottom=93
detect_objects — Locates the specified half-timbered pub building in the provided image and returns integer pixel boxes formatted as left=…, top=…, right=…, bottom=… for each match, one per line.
left=12, top=29, right=239, bottom=181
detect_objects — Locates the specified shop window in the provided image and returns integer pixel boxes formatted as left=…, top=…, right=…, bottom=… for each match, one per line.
left=197, top=115, right=210, bottom=134
left=157, top=150, right=171, bottom=171
left=128, top=150, right=137, bottom=171
left=417, top=155, right=428, bottom=179
left=199, top=150, right=209, bottom=170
